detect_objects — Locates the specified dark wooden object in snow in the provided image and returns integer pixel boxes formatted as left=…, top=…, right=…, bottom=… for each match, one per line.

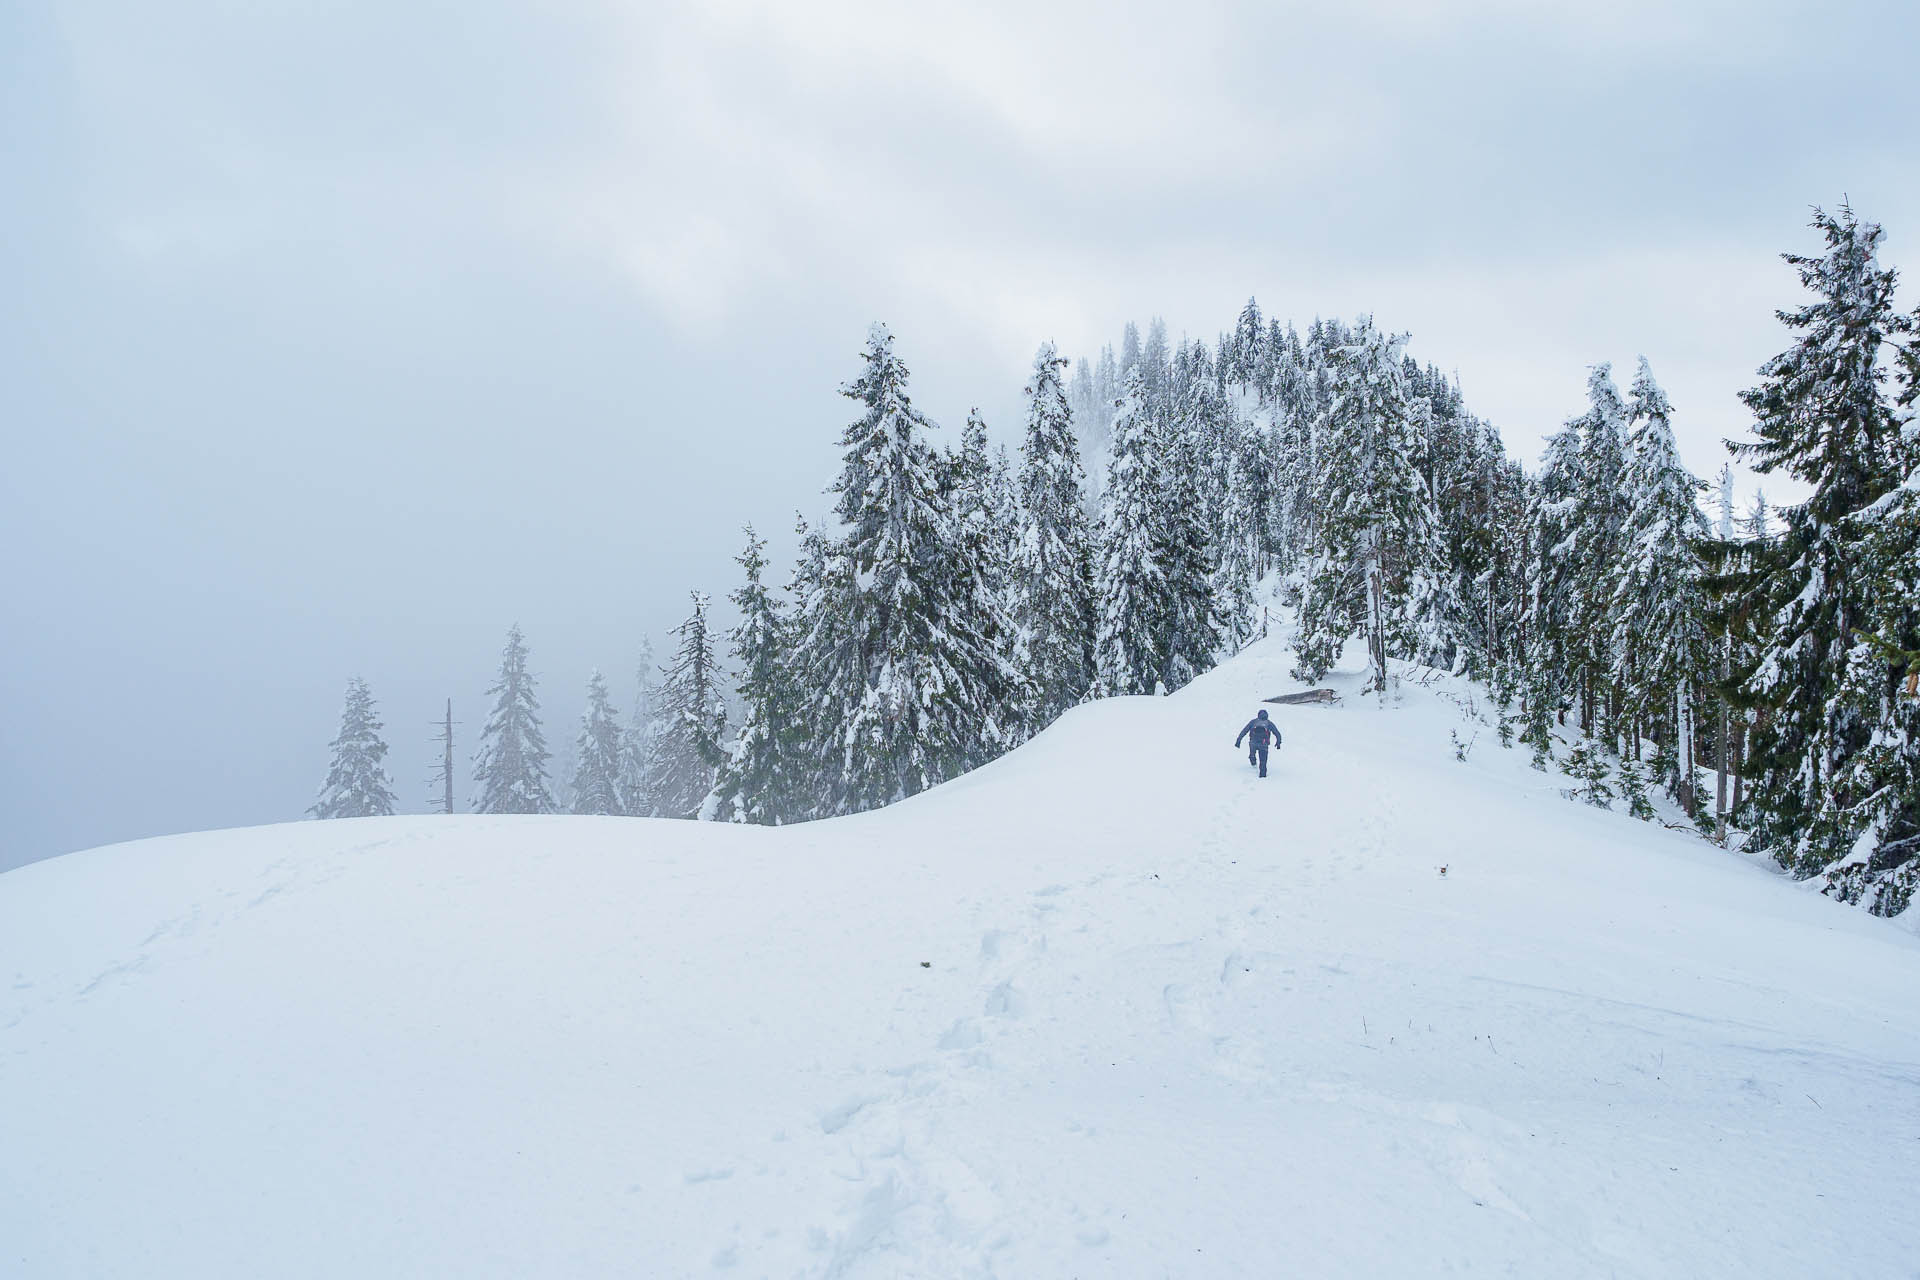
left=1264, top=689, right=1339, bottom=706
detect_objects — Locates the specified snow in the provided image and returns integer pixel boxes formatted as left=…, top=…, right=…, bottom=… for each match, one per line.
left=5, top=636, right=1919, bottom=1277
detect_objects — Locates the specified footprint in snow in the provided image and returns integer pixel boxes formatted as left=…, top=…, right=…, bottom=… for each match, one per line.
left=819, top=1096, right=877, bottom=1135
left=938, top=1018, right=983, bottom=1050
left=984, top=981, right=1025, bottom=1019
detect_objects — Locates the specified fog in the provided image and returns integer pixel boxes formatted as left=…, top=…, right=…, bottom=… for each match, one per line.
left=4, top=0, right=1917, bottom=869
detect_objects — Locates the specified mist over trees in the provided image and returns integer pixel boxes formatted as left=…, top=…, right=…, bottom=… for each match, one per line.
left=310, top=205, right=1920, bottom=918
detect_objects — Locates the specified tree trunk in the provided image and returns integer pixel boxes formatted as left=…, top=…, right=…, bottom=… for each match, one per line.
left=1733, top=711, right=1747, bottom=812
left=1675, top=682, right=1695, bottom=816
left=1715, top=641, right=1730, bottom=843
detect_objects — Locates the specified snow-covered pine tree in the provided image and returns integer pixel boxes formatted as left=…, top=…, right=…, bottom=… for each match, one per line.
left=1141, top=318, right=1172, bottom=411
left=1070, top=358, right=1097, bottom=433
left=1016, top=343, right=1098, bottom=724
left=1160, top=360, right=1225, bottom=690
left=1481, top=453, right=1535, bottom=722
left=796, top=325, right=1020, bottom=813
left=951, top=410, right=1034, bottom=735
left=473, top=624, right=555, bottom=814
left=1289, top=318, right=1444, bottom=699
left=569, top=670, right=625, bottom=816
left=646, top=592, right=728, bottom=820
left=1733, top=205, right=1911, bottom=879
left=617, top=639, right=658, bottom=817
left=1609, top=358, right=1711, bottom=811
left=711, top=526, right=806, bottom=825
left=1094, top=368, right=1171, bottom=696
left=1225, top=297, right=1264, bottom=390
left=989, top=441, right=1022, bottom=578
left=310, top=677, right=398, bottom=819
left=1818, top=294, right=1920, bottom=912
left=1213, top=422, right=1266, bottom=651
left=779, top=512, right=832, bottom=819
left=1085, top=345, right=1120, bottom=514
left=1569, top=364, right=1632, bottom=737
left=1825, top=474, right=1920, bottom=912
left=1401, top=394, right=1467, bottom=670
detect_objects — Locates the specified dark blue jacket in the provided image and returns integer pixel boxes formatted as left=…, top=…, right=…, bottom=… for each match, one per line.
left=1235, top=714, right=1282, bottom=749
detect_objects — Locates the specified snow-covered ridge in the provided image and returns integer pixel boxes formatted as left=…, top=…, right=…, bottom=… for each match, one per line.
left=4, top=637, right=1917, bottom=1277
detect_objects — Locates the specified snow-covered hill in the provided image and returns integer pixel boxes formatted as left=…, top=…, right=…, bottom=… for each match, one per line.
left=5, top=637, right=1918, bottom=1278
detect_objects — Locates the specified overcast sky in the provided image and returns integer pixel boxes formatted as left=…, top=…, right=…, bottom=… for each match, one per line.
left=4, top=0, right=1918, bottom=870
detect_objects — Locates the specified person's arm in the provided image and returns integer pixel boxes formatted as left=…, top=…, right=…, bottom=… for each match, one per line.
left=1235, top=721, right=1251, bottom=747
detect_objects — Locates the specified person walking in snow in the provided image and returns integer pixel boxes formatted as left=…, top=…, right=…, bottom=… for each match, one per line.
left=1234, top=709, right=1283, bottom=778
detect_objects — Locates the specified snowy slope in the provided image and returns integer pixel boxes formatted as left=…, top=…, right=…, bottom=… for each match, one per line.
left=5, top=636, right=1919, bottom=1278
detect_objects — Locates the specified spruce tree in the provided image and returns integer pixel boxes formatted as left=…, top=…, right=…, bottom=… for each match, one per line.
left=1226, top=297, right=1264, bottom=389
left=1569, top=364, right=1632, bottom=736
left=1732, top=205, right=1911, bottom=877
left=1094, top=369, right=1171, bottom=695
left=647, top=592, right=728, bottom=820
left=951, top=411, right=1034, bottom=735
left=1819, top=295, right=1920, bottom=911
left=1610, top=358, right=1710, bottom=809
left=796, top=324, right=1019, bottom=813
left=1826, top=477, right=1920, bottom=912
left=473, top=624, right=555, bottom=814
left=1290, top=319, right=1444, bottom=698
left=1160, top=365, right=1224, bottom=690
left=569, top=670, right=625, bottom=816
left=617, top=640, right=658, bottom=818
left=712, top=526, right=807, bottom=825
left=1213, top=423, right=1266, bottom=651
left=310, top=677, right=398, bottom=819
left=1016, top=343, right=1098, bottom=724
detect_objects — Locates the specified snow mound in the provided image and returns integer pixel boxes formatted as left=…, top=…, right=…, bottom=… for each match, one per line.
left=5, top=635, right=1918, bottom=1277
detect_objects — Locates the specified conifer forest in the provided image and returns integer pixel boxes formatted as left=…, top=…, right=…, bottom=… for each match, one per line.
left=314, top=206, right=1920, bottom=919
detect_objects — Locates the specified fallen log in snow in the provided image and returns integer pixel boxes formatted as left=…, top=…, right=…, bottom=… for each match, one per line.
left=1265, top=688, right=1339, bottom=706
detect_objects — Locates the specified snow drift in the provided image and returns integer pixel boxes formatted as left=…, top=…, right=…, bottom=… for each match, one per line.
left=4, top=637, right=1918, bottom=1277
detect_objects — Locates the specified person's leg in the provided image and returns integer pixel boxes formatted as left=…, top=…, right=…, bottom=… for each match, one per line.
left=1257, top=741, right=1269, bottom=777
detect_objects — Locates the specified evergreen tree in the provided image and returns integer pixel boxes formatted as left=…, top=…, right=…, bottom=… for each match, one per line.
left=1016, top=343, right=1098, bottom=723
left=1290, top=319, right=1444, bottom=698
left=1732, top=205, right=1911, bottom=878
left=646, top=593, right=728, bottom=820
left=952, top=411, right=1034, bottom=733
left=1610, top=358, right=1710, bottom=809
left=1213, top=422, right=1266, bottom=651
left=310, top=677, right=397, bottom=819
left=780, top=512, right=832, bottom=820
left=473, top=624, right=555, bottom=815
left=1569, top=364, right=1633, bottom=736
left=712, top=526, right=807, bottom=825
left=1225, top=296, right=1264, bottom=388
left=795, top=324, right=1019, bottom=813
left=1095, top=369, right=1171, bottom=695
left=1160, top=360, right=1225, bottom=689
left=617, top=639, right=658, bottom=818
left=570, top=670, right=625, bottom=816
left=1820, top=297, right=1920, bottom=912
left=1141, top=318, right=1172, bottom=410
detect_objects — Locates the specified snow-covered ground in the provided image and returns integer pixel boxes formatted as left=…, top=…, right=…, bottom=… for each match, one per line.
left=5, top=636, right=1918, bottom=1278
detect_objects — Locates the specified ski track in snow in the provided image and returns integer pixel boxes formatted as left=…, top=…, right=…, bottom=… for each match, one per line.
left=4, top=637, right=1919, bottom=1277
